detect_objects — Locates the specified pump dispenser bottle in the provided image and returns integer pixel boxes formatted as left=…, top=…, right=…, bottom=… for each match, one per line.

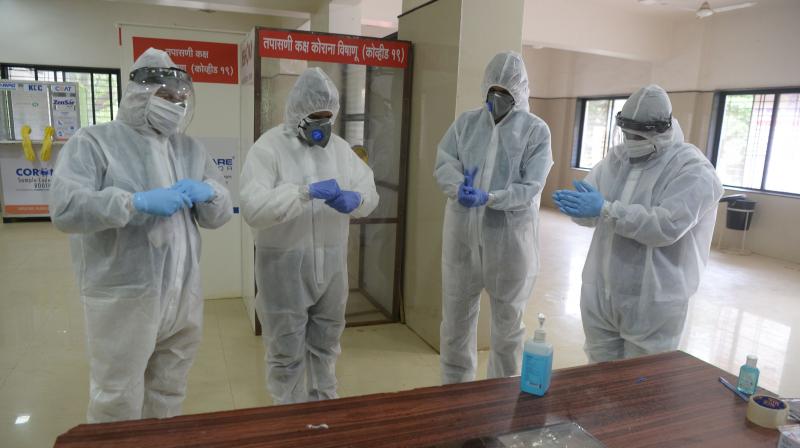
left=737, top=354, right=760, bottom=395
left=521, top=313, right=553, bottom=396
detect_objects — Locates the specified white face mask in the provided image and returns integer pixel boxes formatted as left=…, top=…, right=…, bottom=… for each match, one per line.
left=623, top=136, right=656, bottom=160
left=146, top=96, right=186, bottom=136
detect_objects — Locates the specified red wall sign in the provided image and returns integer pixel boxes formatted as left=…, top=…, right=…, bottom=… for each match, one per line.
left=132, top=37, right=238, bottom=84
left=259, top=30, right=410, bottom=69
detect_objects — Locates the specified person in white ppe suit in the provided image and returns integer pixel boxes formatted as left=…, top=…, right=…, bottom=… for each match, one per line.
left=434, top=51, right=553, bottom=384
left=553, top=84, right=722, bottom=362
left=50, top=48, right=232, bottom=422
left=240, top=68, right=378, bottom=404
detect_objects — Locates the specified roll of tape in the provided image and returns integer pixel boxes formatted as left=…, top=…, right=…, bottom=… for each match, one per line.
left=747, top=395, right=789, bottom=429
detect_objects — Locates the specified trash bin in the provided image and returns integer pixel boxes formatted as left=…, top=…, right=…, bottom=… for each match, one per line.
left=726, top=199, right=756, bottom=231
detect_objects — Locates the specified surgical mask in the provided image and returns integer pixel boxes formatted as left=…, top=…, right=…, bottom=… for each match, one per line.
left=146, top=96, right=186, bottom=136
left=298, top=117, right=332, bottom=147
left=486, top=90, right=514, bottom=122
left=623, top=136, right=656, bottom=161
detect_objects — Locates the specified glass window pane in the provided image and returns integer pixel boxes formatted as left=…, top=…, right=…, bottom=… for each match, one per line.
left=344, top=65, right=366, bottom=115
left=578, top=99, right=611, bottom=169
left=344, top=120, right=364, bottom=146
left=764, top=93, right=800, bottom=194
left=64, top=72, right=93, bottom=126
left=716, top=94, right=774, bottom=189
left=93, top=73, right=112, bottom=124
left=7, top=67, right=36, bottom=81
left=36, top=70, right=55, bottom=82
left=111, top=74, right=119, bottom=119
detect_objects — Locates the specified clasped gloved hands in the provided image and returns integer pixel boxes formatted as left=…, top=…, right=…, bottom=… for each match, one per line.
left=134, top=179, right=215, bottom=217
left=171, top=179, right=215, bottom=204
left=553, top=180, right=605, bottom=218
left=309, top=178, right=362, bottom=214
left=133, top=188, right=192, bottom=217
left=457, top=167, right=489, bottom=208
left=309, top=179, right=342, bottom=201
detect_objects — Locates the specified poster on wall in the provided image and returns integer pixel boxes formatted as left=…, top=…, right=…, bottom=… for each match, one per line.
left=10, top=84, right=51, bottom=141
left=198, top=137, right=240, bottom=213
left=132, top=37, right=239, bottom=84
left=49, top=84, right=80, bottom=140
left=0, top=148, right=58, bottom=217
left=258, top=30, right=411, bottom=69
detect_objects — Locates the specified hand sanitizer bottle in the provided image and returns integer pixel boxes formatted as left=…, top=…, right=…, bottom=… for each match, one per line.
left=521, top=313, right=553, bottom=396
left=736, top=354, right=759, bottom=395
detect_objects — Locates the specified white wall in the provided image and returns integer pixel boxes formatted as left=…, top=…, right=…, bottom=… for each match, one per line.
left=526, top=48, right=653, bottom=99
left=522, top=0, right=674, bottom=61
left=0, top=0, right=295, bottom=69
left=523, top=0, right=800, bottom=264
left=697, top=0, right=800, bottom=90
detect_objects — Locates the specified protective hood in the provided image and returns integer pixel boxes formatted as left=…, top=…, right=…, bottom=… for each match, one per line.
left=284, top=67, right=340, bottom=130
left=615, top=84, right=683, bottom=155
left=481, top=51, right=530, bottom=113
left=117, top=48, right=195, bottom=133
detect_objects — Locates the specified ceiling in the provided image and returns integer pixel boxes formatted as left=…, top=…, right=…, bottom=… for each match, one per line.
left=104, top=0, right=402, bottom=31
left=589, top=0, right=769, bottom=17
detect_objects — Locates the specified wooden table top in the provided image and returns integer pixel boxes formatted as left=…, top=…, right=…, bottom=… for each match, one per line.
left=54, top=351, right=779, bottom=447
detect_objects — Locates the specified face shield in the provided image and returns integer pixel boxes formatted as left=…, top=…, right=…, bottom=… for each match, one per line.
left=610, top=111, right=674, bottom=161
left=129, top=67, right=195, bottom=131
left=615, top=111, right=672, bottom=134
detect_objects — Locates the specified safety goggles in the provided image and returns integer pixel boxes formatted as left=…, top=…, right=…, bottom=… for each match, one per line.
left=615, top=111, right=672, bottom=133
left=129, top=67, right=193, bottom=101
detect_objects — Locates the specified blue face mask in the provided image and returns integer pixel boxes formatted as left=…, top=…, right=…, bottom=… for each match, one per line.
left=486, top=90, right=515, bottom=122
left=298, top=116, right=332, bottom=147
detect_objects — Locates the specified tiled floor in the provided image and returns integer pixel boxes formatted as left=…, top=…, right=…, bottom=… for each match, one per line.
left=1, top=208, right=799, bottom=447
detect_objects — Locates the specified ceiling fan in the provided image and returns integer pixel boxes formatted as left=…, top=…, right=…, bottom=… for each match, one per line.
left=638, top=1, right=758, bottom=18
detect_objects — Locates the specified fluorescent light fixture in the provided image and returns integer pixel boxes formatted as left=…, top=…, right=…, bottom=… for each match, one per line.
left=15, top=415, right=30, bottom=425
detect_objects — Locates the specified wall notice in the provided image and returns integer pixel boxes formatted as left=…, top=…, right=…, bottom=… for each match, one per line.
left=133, top=37, right=239, bottom=84
left=259, top=30, right=411, bottom=69
left=10, top=84, right=50, bottom=140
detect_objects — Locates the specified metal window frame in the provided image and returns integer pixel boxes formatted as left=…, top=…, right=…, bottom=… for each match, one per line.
left=1, top=62, right=122, bottom=125
left=710, top=86, right=800, bottom=197
left=573, top=95, right=628, bottom=170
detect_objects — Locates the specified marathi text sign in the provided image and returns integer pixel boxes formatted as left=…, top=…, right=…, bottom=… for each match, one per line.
left=258, top=30, right=410, bottom=69
left=132, top=37, right=238, bottom=84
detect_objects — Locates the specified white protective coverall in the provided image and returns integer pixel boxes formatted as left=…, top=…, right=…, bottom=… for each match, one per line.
left=576, top=84, right=723, bottom=362
left=50, top=48, right=232, bottom=422
left=240, top=68, right=379, bottom=404
left=434, top=52, right=553, bottom=384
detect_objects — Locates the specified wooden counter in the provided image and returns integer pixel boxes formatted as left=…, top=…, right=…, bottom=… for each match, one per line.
left=54, top=351, right=779, bottom=447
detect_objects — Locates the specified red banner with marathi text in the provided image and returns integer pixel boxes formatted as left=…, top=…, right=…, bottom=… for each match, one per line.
left=258, top=30, right=410, bottom=69
left=132, top=37, right=238, bottom=84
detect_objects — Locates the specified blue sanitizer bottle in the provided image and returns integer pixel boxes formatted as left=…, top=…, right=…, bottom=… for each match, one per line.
left=521, top=313, right=553, bottom=396
left=736, top=354, right=759, bottom=395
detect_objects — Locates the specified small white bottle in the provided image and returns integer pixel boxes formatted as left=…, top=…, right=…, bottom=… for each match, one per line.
left=520, top=313, right=553, bottom=396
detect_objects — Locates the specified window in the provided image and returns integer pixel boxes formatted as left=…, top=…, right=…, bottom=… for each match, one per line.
left=1, top=64, right=121, bottom=127
left=713, top=89, right=800, bottom=195
left=574, top=97, right=627, bottom=169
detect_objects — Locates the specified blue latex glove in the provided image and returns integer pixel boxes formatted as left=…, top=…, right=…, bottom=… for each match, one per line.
left=171, top=179, right=214, bottom=205
left=552, top=180, right=605, bottom=218
left=309, top=179, right=342, bottom=201
left=458, top=167, right=489, bottom=208
left=133, top=188, right=192, bottom=217
left=325, top=190, right=362, bottom=214
left=458, top=183, right=478, bottom=207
